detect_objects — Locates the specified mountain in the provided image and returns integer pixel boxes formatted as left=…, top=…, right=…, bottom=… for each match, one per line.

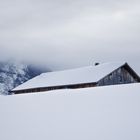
left=0, top=61, right=50, bottom=95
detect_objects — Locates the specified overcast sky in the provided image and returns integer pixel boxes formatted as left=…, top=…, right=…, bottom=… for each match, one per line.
left=0, top=0, right=140, bottom=72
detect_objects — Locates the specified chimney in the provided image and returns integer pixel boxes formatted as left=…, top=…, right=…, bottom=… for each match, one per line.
left=95, top=62, right=100, bottom=66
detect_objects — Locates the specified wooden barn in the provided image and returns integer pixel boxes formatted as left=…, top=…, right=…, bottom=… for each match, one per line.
left=11, top=62, right=140, bottom=94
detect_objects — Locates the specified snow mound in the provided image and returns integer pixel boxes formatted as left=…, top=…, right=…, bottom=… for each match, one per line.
left=0, top=83, right=140, bottom=140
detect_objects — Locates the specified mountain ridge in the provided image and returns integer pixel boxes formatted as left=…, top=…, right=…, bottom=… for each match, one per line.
left=0, top=61, right=50, bottom=95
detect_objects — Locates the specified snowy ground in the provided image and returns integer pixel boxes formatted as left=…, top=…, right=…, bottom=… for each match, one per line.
left=0, top=83, right=140, bottom=140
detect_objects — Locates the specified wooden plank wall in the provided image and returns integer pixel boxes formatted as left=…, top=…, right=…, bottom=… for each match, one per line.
left=97, top=67, right=138, bottom=86
left=13, top=83, right=97, bottom=94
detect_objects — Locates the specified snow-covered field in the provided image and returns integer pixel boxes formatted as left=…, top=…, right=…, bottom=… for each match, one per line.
left=0, top=83, right=140, bottom=140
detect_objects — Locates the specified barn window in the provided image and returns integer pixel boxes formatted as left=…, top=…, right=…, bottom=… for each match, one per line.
left=109, top=73, right=113, bottom=80
left=118, top=75, right=123, bottom=83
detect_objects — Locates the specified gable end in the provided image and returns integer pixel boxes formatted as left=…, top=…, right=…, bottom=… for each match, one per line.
left=97, top=63, right=140, bottom=86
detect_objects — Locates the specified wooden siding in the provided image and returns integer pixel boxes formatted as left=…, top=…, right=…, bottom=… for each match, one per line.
left=13, top=82, right=97, bottom=94
left=97, top=67, right=138, bottom=86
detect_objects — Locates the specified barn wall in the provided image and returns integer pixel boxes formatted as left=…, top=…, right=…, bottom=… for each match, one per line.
left=97, top=67, right=138, bottom=86
left=13, top=83, right=97, bottom=94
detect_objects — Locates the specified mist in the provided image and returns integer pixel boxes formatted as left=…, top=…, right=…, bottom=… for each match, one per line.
left=0, top=0, right=140, bottom=73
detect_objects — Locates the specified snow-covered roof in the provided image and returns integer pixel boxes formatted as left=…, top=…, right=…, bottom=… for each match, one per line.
left=13, top=62, right=126, bottom=91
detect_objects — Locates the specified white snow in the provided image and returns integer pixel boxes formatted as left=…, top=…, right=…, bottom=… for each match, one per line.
left=0, top=83, right=140, bottom=140
left=13, top=62, right=126, bottom=91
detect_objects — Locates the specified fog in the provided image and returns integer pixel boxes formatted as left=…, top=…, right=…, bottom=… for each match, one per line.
left=0, top=0, right=140, bottom=72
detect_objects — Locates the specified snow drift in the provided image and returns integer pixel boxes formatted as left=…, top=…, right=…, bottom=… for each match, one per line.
left=0, top=83, right=140, bottom=140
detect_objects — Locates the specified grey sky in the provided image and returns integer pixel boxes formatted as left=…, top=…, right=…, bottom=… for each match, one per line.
left=0, top=0, right=140, bottom=72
